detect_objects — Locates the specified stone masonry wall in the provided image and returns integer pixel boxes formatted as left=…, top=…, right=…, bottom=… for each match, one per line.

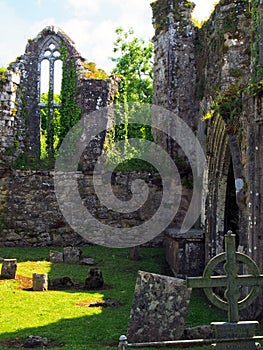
left=0, top=169, right=165, bottom=247
left=196, top=0, right=252, bottom=258
left=151, top=0, right=198, bottom=163
left=152, top=0, right=263, bottom=317
left=0, top=166, right=194, bottom=247
left=0, top=26, right=117, bottom=164
left=0, top=70, right=21, bottom=159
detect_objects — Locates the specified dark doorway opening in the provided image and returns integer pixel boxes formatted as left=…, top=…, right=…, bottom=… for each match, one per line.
left=224, top=159, right=239, bottom=245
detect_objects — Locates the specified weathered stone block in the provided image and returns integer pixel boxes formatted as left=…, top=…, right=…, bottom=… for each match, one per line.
left=84, top=268, right=104, bottom=289
left=211, top=322, right=260, bottom=350
left=164, top=228, right=205, bottom=278
left=33, top=273, right=48, bottom=291
left=1, top=258, right=17, bottom=279
left=127, top=270, right=191, bottom=343
left=49, top=276, right=74, bottom=289
left=49, top=250, right=63, bottom=263
left=80, top=257, right=95, bottom=265
left=23, top=336, right=48, bottom=348
left=63, top=247, right=81, bottom=263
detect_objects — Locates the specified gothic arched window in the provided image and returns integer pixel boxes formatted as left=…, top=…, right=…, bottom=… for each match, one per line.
left=39, top=40, right=62, bottom=158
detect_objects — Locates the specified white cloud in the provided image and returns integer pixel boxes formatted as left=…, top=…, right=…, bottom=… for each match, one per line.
left=58, top=17, right=118, bottom=72
left=0, top=1, right=28, bottom=66
left=59, top=0, right=154, bottom=72
left=65, top=0, right=101, bottom=18
left=117, top=0, right=154, bottom=40
left=0, top=0, right=218, bottom=71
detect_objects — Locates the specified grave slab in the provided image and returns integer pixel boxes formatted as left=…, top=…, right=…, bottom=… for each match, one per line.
left=127, top=270, right=191, bottom=343
left=211, top=322, right=260, bottom=350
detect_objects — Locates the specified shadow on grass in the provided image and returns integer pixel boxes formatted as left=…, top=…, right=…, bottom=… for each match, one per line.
left=0, top=246, right=167, bottom=350
left=0, top=310, right=124, bottom=350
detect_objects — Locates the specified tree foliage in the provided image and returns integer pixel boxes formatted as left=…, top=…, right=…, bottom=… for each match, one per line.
left=40, top=92, right=61, bottom=158
left=111, top=27, right=154, bottom=104
left=110, top=28, right=154, bottom=146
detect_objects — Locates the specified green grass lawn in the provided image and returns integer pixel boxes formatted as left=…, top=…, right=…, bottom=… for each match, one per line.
left=0, top=246, right=261, bottom=350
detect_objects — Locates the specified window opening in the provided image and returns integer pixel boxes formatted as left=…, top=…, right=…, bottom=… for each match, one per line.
left=39, top=41, right=62, bottom=159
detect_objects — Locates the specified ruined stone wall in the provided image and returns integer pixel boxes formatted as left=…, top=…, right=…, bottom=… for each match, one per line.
left=0, top=26, right=116, bottom=164
left=0, top=169, right=164, bottom=247
left=0, top=70, right=21, bottom=160
left=151, top=0, right=198, bottom=163
left=152, top=0, right=256, bottom=253
left=152, top=0, right=197, bottom=125
left=196, top=0, right=252, bottom=258
left=77, top=77, right=117, bottom=174
left=152, top=0, right=263, bottom=288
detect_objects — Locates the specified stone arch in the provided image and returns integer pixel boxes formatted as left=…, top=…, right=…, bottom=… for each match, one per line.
left=13, top=26, right=83, bottom=159
left=204, top=115, right=232, bottom=261
left=0, top=26, right=117, bottom=167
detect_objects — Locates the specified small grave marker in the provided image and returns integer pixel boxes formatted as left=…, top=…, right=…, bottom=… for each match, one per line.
left=63, top=247, right=81, bottom=264
left=1, top=259, right=17, bottom=279
left=33, top=273, right=48, bottom=291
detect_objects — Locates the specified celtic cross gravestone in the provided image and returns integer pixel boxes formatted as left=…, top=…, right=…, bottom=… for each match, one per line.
left=118, top=231, right=263, bottom=349
left=187, top=231, right=263, bottom=349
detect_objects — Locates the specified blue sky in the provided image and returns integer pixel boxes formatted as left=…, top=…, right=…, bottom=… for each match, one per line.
left=0, top=0, right=218, bottom=73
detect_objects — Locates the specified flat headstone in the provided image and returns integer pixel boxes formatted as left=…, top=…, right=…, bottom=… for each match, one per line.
left=63, top=247, right=81, bottom=264
left=49, top=276, right=74, bottom=290
left=49, top=250, right=63, bottom=263
left=1, top=259, right=17, bottom=279
left=127, top=271, right=191, bottom=343
left=80, top=257, right=95, bottom=265
left=23, top=335, right=48, bottom=348
left=33, top=273, right=48, bottom=291
left=211, top=322, right=260, bottom=350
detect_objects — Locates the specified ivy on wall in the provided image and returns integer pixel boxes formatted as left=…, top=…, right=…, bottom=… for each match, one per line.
left=40, top=92, right=61, bottom=159
left=250, top=0, right=263, bottom=83
left=0, top=67, right=7, bottom=91
left=59, top=43, right=81, bottom=147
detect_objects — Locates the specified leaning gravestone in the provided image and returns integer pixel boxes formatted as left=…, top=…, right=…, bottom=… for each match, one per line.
left=1, top=259, right=17, bottom=279
left=127, top=271, right=191, bottom=342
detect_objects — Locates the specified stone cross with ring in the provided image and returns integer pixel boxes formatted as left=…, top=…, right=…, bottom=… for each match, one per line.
left=187, top=230, right=263, bottom=349
left=186, top=230, right=263, bottom=323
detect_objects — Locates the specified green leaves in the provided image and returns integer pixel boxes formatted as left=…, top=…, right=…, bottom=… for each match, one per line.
left=111, top=27, right=154, bottom=104
left=59, top=43, right=81, bottom=146
left=108, top=28, right=154, bottom=170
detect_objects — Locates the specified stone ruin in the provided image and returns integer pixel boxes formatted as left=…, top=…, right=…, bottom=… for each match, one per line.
left=0, top=24, right=196, bottom=249
left=0, top=0, right=263, bottom=319
left=0, top=27, right=173, bottom=248
left=151, top=0, right=263, bottom=317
